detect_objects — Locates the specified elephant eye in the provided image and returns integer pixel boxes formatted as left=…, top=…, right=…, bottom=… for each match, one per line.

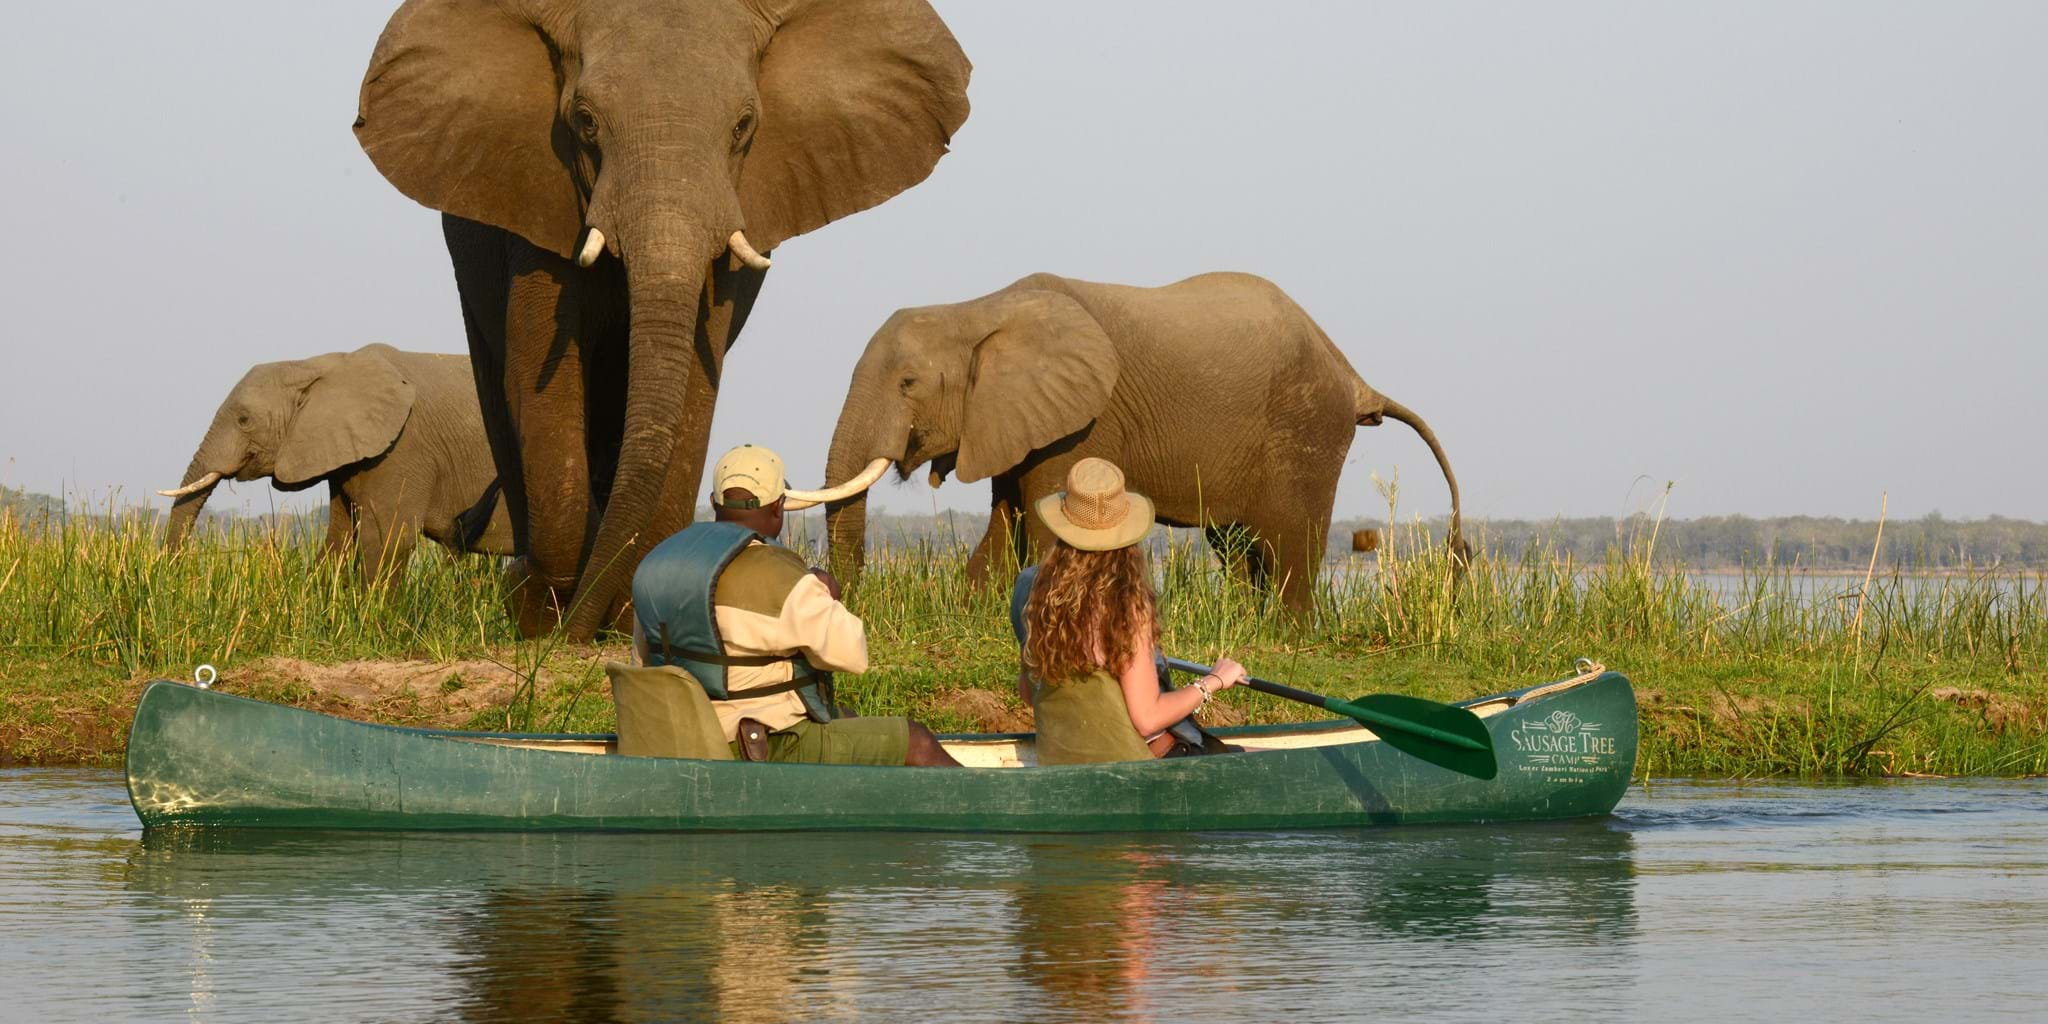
left=573, top=108, right=600, bottom=144
left=732, top=110, right=754, bottom=148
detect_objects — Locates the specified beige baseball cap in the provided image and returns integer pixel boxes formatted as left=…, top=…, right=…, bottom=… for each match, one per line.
left=710, top=444, right=786, bottom=508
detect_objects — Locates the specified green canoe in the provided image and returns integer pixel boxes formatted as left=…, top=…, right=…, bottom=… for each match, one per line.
left=126, top=667, right=1637, bottom=832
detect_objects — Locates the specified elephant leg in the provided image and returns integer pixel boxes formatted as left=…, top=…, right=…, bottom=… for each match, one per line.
left=346, top=472, right=421, bottom=588
left=1009, top=429, right=1105, bottom=569
left=357, top=512, right=422, bottom=589
left=447, top=220, right=567, bottom=634
left=967, top=474, right=1030, bottom=586
left=323, top=486, right=354, bottom=562
left=1015, top=461, right=1078, bottom=570
left=499, top=243, right=602, bottom=633
left=445, top=217, right=528, bottom=554
left=1205, top=523, right=1260, bottom=585
left=1252, top=513, right=1332, bottom=619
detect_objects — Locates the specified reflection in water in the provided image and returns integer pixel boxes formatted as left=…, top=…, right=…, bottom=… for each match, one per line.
left=1006, top=823, right=1637, bottom=1020
left=3, top=775, right=2035, bottom=1022
left=446, top=843, right=839, bottom=1023
left=1009, top=844, right=1176, bottom=1019
left=119, top=822, right=1637, bottom=1022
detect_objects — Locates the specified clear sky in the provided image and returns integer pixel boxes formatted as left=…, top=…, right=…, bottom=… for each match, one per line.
left=2, top=1, right=2041, bottom=523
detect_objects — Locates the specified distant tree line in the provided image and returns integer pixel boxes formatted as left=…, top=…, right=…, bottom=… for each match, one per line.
left=7, top=487, right=2043, bottom=569
left=1338, top=512, right=2048, bottom=570
left=0, top=486, right=65, bottom=520
left=831, top=508, right=2048, bottom=570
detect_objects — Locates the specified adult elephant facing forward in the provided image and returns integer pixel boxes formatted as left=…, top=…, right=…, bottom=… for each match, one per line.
left=819, top=273, right=1468, bottom=617
left=355, top=0, right=970, bottom=638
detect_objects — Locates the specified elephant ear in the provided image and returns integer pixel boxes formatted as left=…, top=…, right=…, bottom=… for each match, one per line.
left=956, top=292, right=1118, bottom=484
left=354, top=0, right=582, bottom=259
left=275, top=348, right=417, bottom=487
left=741, top=0, right=972, bottom=252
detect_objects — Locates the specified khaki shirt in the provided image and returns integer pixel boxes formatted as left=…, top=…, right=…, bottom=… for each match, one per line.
left=709, top=541, right=868, bottom=738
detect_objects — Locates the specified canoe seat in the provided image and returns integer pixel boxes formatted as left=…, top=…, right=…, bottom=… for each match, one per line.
left=606, top=662, right=733, bottom=760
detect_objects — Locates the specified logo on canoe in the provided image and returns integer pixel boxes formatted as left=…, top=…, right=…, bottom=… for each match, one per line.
left=1511, top=707, right=1615, bottom=777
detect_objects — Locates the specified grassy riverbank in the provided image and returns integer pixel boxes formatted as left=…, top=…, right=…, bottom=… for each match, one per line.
left=3, top=506, right=2043, bottom=776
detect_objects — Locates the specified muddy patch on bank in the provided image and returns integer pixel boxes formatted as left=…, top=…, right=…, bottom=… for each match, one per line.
left=230, top=657, right=552, bottom=729
left=925, top=687, right=1034, bottom=733
left=1929, top=687, right=2043, bottom=734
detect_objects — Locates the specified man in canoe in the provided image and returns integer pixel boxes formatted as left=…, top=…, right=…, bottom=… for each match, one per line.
left=628, top=444, right=961, bottom=767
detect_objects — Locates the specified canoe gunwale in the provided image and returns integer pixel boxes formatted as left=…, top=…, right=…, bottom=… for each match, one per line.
left=350, top=669, right=1603, bottom=748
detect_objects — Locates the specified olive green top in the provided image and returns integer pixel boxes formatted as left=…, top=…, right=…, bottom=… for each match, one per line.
left=1033, top=670, right=1154, bottom=765
left=716, top=544, right=812, bottom=616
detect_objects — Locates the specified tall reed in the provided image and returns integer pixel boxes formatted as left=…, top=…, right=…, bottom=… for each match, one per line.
left=0, top=504, right=513, bottom=677
left=7, top=502, right=2040, bottom=681
left=6, top=499, right=2043, bottom=777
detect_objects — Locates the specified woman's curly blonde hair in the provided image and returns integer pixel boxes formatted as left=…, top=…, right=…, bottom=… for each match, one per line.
left=1024, top=540, right=1159, bottom=686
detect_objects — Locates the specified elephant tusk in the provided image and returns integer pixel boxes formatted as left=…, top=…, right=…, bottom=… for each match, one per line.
left=728, top=230, right=772, bottom=271
left=575, top=226, right=606, bottom=268
left=158, top=472, right=223, bottom=499
left=782, top=458, right=891, bottom=510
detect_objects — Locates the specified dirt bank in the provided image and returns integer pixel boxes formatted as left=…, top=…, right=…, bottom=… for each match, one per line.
left=1, top=653, right=607, bottom=767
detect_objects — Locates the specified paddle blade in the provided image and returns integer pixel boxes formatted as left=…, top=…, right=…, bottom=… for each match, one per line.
left=1342, top=693, right=1499, bottom=780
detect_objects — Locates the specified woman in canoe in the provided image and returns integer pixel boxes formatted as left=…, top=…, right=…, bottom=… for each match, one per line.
left=1022, top=457, right=1251, bottom=764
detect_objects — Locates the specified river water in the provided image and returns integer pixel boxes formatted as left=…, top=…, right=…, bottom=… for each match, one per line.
left=3, top=770, right=2043, bottom=1023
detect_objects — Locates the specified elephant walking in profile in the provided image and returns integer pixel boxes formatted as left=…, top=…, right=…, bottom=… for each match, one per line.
left=161, top=344, right=512, bottom=584
left=353, top=0, right=972, bottom=638
left=817, top=272, right=1467, bottom=615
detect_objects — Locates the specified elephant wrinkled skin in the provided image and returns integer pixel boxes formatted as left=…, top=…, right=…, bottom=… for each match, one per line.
left=162, top=345, right=513, bottom=584
left=820, top=273, right=1467, bottom=616
left=355, top=0, right=971, bottom=638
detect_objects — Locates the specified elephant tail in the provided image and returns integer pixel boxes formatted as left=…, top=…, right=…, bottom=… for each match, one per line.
left=453, top=478, right=504, bottom=553
left=1358, top=389, right=1469, bottom=568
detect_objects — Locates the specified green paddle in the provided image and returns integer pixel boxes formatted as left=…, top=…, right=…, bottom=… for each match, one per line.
left=1165, top=657, right=1498, bottom=780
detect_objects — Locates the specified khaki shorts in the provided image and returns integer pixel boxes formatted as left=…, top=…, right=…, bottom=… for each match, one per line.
left=731, top=717, right=912, bottom=766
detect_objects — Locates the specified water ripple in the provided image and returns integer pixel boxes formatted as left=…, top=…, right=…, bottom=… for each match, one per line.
left=2, top=770, right=2044, bottom=1022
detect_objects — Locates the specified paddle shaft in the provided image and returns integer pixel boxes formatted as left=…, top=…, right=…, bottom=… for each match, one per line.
left=1164, top=657, right=1488, bottom=752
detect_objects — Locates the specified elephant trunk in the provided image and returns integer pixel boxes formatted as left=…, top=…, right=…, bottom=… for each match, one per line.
left=561, top=213, right=718, bottom=639
left=821, top=383, right=905, bottom=586
left=163, top=420, right=244, bottom=552
left=1377, top=397, right=1467, bottom=562
left=822, top=435, right=877, bottom=588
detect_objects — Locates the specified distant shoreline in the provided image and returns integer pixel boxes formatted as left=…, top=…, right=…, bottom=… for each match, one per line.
left=1677, top=565, right=2042, bottom=578
left=8, top=486, right=2047, bottom=571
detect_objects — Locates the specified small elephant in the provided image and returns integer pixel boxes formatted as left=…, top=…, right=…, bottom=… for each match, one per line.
left=814, top=272, right=1466, bottom=614
left=161, top=344, right=512, bottom=583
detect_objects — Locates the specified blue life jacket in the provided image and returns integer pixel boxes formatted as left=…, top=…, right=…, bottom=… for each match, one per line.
left=631, top=520, right=833, bottom=723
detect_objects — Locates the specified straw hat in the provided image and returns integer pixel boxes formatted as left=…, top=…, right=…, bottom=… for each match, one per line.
left=1036, top=458, right=1155, bottom=552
